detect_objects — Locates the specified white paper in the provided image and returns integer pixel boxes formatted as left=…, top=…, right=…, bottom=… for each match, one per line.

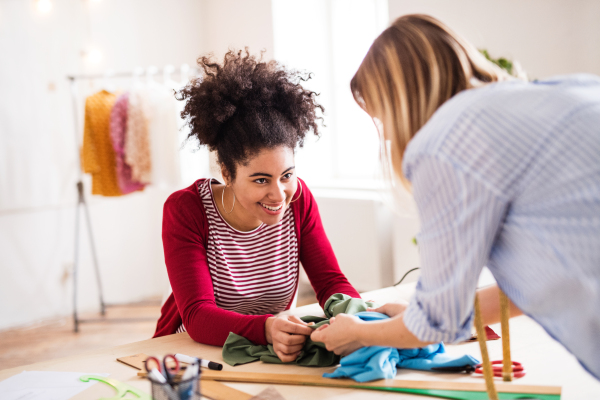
left=0, top=371, right=109, bottom=400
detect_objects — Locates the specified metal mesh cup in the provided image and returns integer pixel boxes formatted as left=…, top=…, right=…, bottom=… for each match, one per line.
left=148, top=366, right=201, bottom=400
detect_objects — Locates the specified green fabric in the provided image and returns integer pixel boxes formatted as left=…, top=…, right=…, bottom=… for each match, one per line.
left=222, top=294, right=377, bottom=367
left=323, top=293, right=377, bottom=318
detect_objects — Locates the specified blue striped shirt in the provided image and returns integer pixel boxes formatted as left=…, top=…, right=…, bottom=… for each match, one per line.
left=402, top=74, right=600, bottom=379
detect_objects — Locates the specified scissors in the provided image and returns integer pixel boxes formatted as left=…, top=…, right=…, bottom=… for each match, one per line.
left=432, top=360, right=526, bottom=379
left=474, top=360, right=526, bottom=378
left=144, top=354, right=181, bottom=383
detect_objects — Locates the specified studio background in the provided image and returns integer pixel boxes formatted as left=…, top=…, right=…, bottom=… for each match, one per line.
left=1, top=0, right=599, bottom=331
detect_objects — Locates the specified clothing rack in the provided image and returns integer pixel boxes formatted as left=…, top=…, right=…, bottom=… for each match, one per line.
left=66, top=66, right=199, bottom=332
left=67, top=65, right=201, bottom=81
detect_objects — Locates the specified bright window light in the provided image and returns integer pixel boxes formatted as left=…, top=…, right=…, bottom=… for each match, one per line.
left=272, top=0, right=388, bottom=184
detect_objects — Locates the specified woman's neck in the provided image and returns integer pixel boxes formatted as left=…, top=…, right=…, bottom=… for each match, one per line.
left=212, top=182, right=262, bottom=232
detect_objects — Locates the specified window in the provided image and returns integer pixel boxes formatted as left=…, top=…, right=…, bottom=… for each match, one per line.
left=272, top=0, right=389, bottom=187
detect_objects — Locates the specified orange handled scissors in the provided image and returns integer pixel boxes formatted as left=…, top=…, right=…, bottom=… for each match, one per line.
left=144, top=354, right=181, bottom=383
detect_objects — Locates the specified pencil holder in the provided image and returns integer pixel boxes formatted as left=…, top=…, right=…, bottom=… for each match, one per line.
left=148, top=367, right=201, bottom=400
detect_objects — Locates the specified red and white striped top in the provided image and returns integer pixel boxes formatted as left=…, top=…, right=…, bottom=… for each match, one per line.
left=177, top=179, right=299, bottom=334
left=156, top=178, right=360, bottom=343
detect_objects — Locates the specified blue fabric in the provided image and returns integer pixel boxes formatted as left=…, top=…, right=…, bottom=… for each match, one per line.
left=401, top=74, right=600, bottom=378
left=322, top=312, right=479, bottom=382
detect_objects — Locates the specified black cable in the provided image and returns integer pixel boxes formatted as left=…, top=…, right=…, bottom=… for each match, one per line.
left=393, top=267, right=420, bottom=286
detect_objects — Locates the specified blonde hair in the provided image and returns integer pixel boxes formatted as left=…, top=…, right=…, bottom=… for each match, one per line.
left=351, top=14, right=510, bottom=183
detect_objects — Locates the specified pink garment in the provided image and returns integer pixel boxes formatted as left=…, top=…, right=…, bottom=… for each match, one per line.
left=109, top=93, right=145, bottom=194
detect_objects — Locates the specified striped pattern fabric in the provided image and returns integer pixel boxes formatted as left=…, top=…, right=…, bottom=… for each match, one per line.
left=401, top=74, right=600, bottom=379
left=178, top=179, right=299, bottom=333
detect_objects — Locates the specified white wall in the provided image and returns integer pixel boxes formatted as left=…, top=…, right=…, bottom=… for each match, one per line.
left=3, top=0, right=598, bottom=330
left=313, top=189, right=394, bottom=292
left=0, top=0, right=278, bottom=331
left=388, top=0, right=600, bottom=79
left=0, top=0, right=204, bottom=330
left=203, top=0, right=274, bottom=60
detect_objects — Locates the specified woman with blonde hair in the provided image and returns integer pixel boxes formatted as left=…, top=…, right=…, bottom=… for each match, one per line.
left=312, top=14, right=600, bottom=379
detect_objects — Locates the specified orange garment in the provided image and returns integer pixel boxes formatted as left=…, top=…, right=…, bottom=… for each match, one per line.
left=81, top=90, right=123, bottom=196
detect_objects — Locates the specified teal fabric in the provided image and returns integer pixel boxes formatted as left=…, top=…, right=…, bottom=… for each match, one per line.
left=323, top=311, right=480, bottom=382
left=222, top=294, right=377, bottom=367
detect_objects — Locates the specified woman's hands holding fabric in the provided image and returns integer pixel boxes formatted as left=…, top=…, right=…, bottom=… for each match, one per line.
left=265, top=315, right=314, bottom=362
left=368, top=300, right=409, bottom=318
left=310, top=314, right=364, bottom=356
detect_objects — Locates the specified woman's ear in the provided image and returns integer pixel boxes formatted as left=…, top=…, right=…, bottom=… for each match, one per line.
left=220, top=165, right=231, bottom=186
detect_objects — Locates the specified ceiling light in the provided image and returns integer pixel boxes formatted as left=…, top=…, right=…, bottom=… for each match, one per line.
left=37, top=0, right=52, bottom=13
left=84, top=47, right=103, bottom=64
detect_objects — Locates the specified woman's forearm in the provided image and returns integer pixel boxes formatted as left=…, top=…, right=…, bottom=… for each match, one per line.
left=356, top=285, right=522, bottom=349
left=477, top=284, right=523, bottom=326
left=357, top=314, right=434, bottom=349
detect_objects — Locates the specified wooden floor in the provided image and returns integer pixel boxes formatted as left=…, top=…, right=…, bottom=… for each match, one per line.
left=0, top=301, right=161, bottom=370
left=0, top=293, right=318, bottom=371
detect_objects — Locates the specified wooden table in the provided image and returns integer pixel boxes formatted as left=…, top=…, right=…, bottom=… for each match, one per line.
left=1, top=284, right=599, bottom=399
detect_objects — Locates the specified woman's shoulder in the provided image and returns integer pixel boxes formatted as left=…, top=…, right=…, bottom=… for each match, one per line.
left=404, top=80, right=534, bottom=164
left=164, top=179, right=210, bottom=224
left=290, top=177, right=315, bottom=216
left=166, top=179, right=206, bottom=205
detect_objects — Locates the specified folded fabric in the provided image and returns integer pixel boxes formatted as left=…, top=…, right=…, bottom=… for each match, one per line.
left=222, top=315, right=338, bottom=367
left=323, top=311, right=480, bottom=382
left=222, top=295, right=377, bottom=367
left=323, top=293, right=377, bottom=318
left=222, top=294, right=479, bottom=379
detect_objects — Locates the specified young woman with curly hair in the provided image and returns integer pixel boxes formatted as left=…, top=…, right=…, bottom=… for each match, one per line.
left=153, top=50, right=361, bottom=362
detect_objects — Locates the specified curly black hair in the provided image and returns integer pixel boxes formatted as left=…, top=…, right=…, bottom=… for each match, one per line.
left=178, top=49, right=324, bottom=180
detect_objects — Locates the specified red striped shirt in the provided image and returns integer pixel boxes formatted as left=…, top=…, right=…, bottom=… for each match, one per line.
left=202, top=179, right=299, bottom=314
left=155, top=178, right=360, bottom=345
left=177, top=179, right=299, bottom=333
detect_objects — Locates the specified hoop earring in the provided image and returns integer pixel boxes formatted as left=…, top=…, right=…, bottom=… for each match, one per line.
left=221, top=185, right=236, bottom=214
left=289, top=180, right=303, bottom=203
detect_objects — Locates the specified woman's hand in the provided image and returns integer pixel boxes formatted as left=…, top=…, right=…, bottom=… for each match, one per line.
left=310, top=314, right=364, bottom=356
left=367, top=300, right=409, bottom=318
left=265, top=315, right=314, bottom=362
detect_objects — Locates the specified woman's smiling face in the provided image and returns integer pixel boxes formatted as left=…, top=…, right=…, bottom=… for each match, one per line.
left=224, top=146, right=298, bottom=228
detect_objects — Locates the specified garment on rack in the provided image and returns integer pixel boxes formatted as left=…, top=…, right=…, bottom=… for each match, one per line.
left=81, top=90, right=122, bottom=196
left=222, top=294, right=377, bottom=367
left=109, top=93, right=145, bottom=194
left=323, top=312, right=480, bottom=382
left=125, top=91, right=152, bottom=184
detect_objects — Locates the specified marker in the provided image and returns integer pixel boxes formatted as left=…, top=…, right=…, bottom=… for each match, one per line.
left=175, top=353, right=224, bottom=371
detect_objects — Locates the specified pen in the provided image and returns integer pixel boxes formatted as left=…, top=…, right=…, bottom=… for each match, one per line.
left=175, top=353, right=224, bottom=371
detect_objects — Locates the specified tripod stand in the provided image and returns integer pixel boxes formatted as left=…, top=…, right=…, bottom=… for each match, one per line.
left=68, top=77, right=106, bottom=333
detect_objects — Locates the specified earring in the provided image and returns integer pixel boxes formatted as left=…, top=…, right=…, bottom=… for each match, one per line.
left=222, top=185, right=236, bottom=214
left=289, top=180, right=303, bottom=203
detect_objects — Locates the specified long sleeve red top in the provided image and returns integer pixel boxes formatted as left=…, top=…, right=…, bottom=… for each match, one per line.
left=153, top=178, right=360, bottom=346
